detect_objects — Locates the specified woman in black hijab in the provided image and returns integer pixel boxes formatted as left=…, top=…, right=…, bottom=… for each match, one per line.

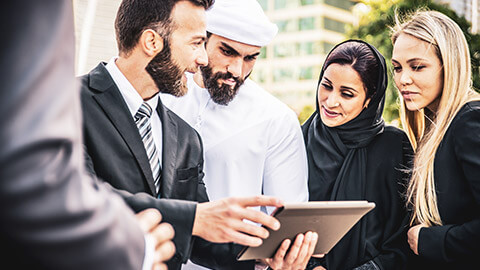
left=303, top=40, right=413, bottom=270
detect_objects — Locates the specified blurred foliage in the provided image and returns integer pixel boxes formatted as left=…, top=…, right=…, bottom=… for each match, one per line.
left=298, top=104, right=315, bottom=125
left=346, top=0, right=480, bottom=123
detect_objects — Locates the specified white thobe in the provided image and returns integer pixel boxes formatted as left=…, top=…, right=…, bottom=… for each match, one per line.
left=161, top=73, right=309, bottom=270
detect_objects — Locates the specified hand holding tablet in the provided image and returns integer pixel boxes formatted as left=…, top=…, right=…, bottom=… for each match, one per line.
left=237, top=201, right=375, bottom=261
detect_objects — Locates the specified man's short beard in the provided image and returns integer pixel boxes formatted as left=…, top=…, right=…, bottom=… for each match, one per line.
left=200, top=65, right=245, bottom=106
left=145, top=39, right=187, bottom=97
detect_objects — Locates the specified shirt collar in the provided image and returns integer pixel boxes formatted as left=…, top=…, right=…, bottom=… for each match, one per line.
left=105, top=57, right=158, bottom=117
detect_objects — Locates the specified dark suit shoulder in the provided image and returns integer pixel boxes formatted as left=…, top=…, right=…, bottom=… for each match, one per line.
left=77, top=74, right=100, bottom=113
left=77, top=62, right=111, bottom=96
left=77, top=72, right=89, bottom=85
left=77, top=73, right=92, bottom=96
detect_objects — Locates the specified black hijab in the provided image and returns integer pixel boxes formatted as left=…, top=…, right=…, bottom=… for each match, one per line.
left=302, top=40, right=388, bottom=269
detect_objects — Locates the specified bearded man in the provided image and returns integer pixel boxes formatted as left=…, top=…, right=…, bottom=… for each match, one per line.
left=161, top=0, right=310, bottom=268
left=79, top=1, right=287, bottom=269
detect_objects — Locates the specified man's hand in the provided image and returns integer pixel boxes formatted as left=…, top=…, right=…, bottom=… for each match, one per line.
left=192, top=195, right=283, bottom=247
left=264, top=231, right=319, bottom=270
left=136, top=209, right=175, bottom=270
left=407, top=224, right=426, bottom=255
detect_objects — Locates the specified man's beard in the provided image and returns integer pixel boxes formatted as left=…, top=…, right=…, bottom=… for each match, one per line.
left=200, top=65, right=245, bottom=105
left=145, top=40, right=187, bottom=97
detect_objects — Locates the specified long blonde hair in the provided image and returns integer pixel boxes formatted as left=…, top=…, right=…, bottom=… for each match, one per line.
left=392, top=10, right=480, bottom=226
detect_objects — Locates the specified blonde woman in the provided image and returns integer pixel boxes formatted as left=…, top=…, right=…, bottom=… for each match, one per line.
left=391, top=10, right=480, bottom=269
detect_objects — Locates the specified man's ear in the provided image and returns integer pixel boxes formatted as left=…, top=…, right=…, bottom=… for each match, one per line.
left=139, top=29, right=164, bottom=57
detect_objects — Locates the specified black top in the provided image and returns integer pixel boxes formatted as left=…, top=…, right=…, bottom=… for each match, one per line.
left=302, top=40, right=413, bottom=270
left=411, top=100, right=480, bottom=269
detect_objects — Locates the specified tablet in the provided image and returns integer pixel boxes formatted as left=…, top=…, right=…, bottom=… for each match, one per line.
left=237, top=201, right=375, bottom=261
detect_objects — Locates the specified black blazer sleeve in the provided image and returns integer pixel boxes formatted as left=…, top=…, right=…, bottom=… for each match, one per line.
left=418, top=106, right=480, bottom=262
left=84, top=147, right=197, bottom=264
left=0, top=1, right=146, bottom=269
left=190, top=240, right=255, bottom=270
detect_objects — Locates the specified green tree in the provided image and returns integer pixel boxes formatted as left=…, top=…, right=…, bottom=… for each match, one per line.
left=298, top=104, right=315, bottom=124
left=347, top=0, right=480, bottom=123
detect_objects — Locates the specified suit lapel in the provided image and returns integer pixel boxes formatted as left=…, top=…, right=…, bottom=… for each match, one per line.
left=89, top=63, right=157, bottom=195
left=157, top=97, right=178, bottom=198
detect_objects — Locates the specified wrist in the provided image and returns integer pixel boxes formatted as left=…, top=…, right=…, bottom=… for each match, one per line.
left=192, top=203, right=203, bottom=237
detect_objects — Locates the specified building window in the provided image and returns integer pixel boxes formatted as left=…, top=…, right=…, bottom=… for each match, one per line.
left=274, top=0, right=287, bottom=9
left=300, top=0, right=314, bottom=5
left=274, top=43, right=296, bottom=58
left=297, top=41, right=314, bottom=56
left=299, top=66, right=314, bottom=80
left=273, top=41, right=330, bottom=58
left=323, top=17, right=346, bottom=33
left=258, top=0, right=268, bottom=10
left=276, top=19, right=298, bottom=32
left=259, top=46, right=267, bottom=59
left=322, top=41, right=336, bottom=54
left=274, top=0, right=299, bottom=10
left=324, top=0, right=353, bottom=11
left=276, top=20, right=287, bottom=32
left=299, top=17, right=315, bottom=31
left=252, top=69, right=267, bottom=83
left=273, top=68, right=294, bottom=82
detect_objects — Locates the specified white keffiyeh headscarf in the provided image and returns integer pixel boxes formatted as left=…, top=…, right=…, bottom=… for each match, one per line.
left=206, top=0, right=278, bottom=46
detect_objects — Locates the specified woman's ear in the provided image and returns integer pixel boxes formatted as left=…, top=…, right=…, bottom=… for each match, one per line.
left=139, top=29, right=164, bottom=57
left=364, top=97, right=371, bottom=109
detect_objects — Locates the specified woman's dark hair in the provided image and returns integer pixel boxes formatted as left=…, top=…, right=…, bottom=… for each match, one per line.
left=115, top=0, right=214, bottom=54
left=323, top=41, right=380, bottom=99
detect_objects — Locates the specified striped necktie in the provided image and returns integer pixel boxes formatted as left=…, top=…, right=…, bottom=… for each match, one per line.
left=134, top=102, right=161, bottom=196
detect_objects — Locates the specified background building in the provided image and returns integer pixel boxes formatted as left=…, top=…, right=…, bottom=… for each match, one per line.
left=73, top=0, right=121, bottom=76
left=435, top=0, right=479, bottom=33
left=73, top=0, right=357, bottom=114
left=252, top=0, right=357, bottom=113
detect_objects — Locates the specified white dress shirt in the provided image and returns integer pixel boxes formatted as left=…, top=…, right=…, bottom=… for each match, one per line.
left=105, top=57, right=163, bottom=168
left=105, top=58, right=162, bottom=269
left=162, top=73, right=309, bottom=270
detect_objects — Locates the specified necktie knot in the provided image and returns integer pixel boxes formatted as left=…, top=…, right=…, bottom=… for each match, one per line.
left=135, top=102, right=153, bottom=121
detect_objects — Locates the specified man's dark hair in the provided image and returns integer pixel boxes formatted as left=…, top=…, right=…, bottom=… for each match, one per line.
left=115, top=0, right=213, bottom=54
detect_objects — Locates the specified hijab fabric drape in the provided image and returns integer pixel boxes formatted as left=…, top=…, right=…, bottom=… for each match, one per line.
left=302, top=39, right=388, bottom=270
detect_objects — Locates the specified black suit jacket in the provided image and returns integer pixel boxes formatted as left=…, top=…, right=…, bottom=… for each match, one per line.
left=1, top=3, right=146, bottom=269
left=79, top=63, right=209, bottom=269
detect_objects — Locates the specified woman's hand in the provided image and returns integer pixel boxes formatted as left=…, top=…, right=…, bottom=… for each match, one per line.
left=265, top=231, right=318, bottom=270
left=407, top=224, right=427, bottom=255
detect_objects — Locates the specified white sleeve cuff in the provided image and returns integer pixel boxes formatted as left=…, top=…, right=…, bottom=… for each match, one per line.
left=142, top=235, right=156, bottom=270
left=255, top=261, right=270, bottom=270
